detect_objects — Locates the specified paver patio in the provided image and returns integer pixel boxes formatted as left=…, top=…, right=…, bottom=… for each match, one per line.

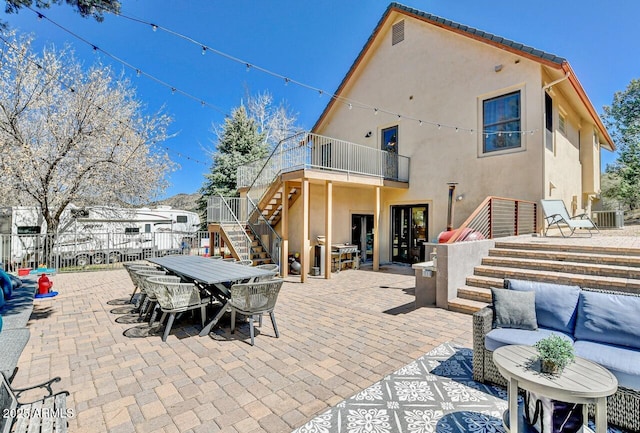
left=13, top=264, right=473, bottom=433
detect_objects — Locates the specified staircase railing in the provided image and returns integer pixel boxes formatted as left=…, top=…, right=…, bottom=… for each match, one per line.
left=446, top=196, right=537, bottom=243
left=239, top=131, right=410, bottom=205
left=207, top=195, right=252, bottom=260
left=247, top=197, right=281, bottom=266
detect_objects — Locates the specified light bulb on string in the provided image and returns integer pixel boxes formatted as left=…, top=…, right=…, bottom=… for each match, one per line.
left=437, top=124, right=441, bottom=130
left=419, top=120, right=423, bottom=126
left=397, top=114, right=402, bottom=121
left=284, top=77, right=290, bottom=86
left=201, top=46, right=207, bottom=55
left=151, top=24, right=158, bottom=32
left=136, top=69, right=141, bottom=77
left=246, top=63, right=251, bottom=72
left=171, top=87, right=176, bottom=95
left=37, top=13, right=43, bottom=21
left=318, top=90, right=323, bottom=97
left=348, top=103, right=352, bottom=110
left=201, top=101, right=205, bottom=107
left=455, top=128, right=459, bottom=133
left=374, top=108, right=378, bottom=115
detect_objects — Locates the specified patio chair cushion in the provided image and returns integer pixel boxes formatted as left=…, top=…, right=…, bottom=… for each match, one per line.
left=574, top=290, right=640, bottom=350
left=505, top=279, right=580, bottom=334
left=491, top=288, right=537, bottom=330
left=485, top=327, right=573, bottom=352
left=574, top=340, right=640, bottom=390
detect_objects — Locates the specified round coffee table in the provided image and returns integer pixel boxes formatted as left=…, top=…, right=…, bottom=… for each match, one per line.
left=493, top=344, right=618, bottom=433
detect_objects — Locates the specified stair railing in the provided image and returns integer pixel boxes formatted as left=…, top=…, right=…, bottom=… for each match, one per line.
left=210, top=194, right=253, bottom=261
left=246, top=196, right=281, bottom=266
left=446, top=196, right=537, bottom=243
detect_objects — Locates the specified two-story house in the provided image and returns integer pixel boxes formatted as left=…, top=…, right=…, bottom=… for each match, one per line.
left=212, top=3, right=614, bottom=280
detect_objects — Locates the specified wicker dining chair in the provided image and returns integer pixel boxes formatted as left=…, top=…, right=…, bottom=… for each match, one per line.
left=142, top=275, right=182, bottom=325
left=131, top=269, right=167, bottom=315
left=236, top=259, right=254, bottom=266
left=229, top=279, right=283, bottom=346
left=252, top=263, right=279, bottom=281
left=124, top=263, right=158, bottom=303
left=151, top=279, right=210, bottom=342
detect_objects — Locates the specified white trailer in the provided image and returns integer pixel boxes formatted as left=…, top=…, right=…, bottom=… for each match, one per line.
left=0, top=205, right=201, bottom=269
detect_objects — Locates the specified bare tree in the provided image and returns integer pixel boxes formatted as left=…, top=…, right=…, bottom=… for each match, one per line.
left=245, top=91, right=300, bottom=149
left=0, top=32, right=174, bottom=233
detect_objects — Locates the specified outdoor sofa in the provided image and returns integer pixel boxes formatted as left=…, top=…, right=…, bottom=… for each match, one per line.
left=473, top=278, right=640, bottom=431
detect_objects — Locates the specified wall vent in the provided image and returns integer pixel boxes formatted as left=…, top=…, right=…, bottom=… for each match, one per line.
left=392, top=20, right=405, bottom=45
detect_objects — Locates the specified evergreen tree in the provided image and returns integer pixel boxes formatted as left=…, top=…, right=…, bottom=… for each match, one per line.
left=197, top=105, right=267, bottom=224
left=603, top=79, right=640, bottom=210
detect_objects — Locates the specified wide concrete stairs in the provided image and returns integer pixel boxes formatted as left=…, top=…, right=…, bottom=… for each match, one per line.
left=448, top=240, right=640, bottom=314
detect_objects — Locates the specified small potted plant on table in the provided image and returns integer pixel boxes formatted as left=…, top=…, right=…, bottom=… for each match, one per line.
left=534, top=334, right=575, bottom=375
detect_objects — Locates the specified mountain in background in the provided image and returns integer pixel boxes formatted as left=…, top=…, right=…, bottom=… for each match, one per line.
left=149, top=192, right=201, bottom=213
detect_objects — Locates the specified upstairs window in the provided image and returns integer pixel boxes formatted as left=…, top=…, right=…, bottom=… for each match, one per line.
left=381, top=126, right=398, bottom=153
left=559, top=114, right=566, bottom=135
left=483, top=91, right=521, bottom=153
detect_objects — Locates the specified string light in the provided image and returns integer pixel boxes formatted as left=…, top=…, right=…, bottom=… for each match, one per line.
left=33, top=5, right=539, bottom=138
left=24, top=6, right=227, bottom=115
left=0, top=34, right=209, bottom=167
left=419, top=120, right=423, bottom=126
left=348, top=103, right=352, bottom=110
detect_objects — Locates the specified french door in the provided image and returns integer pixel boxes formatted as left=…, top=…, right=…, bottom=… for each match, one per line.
left=391, top=204, right=428, bottom=263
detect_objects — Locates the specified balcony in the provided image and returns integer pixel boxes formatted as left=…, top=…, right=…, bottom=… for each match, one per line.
left=237, top=132, right=410, bottom=200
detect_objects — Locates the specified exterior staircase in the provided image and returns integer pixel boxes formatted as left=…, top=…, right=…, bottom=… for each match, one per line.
left=448, top=240, right=640, bottom=314
left=258, top=181, right=302, bottom=226
left=245, top=229, right=272, bottom=266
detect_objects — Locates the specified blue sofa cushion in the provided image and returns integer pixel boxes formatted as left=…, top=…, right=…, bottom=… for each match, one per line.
left=574, top=340, right=640, bottom=390
left=491, top=288, right=537, bottom=330
left=575, top=290, right=640, bottom=350
left=505, top=279, right=580, bottom=334
left=485, top=328, right=573, bottom=352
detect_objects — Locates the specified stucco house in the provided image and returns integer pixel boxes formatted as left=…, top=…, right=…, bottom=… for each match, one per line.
left=209, top=3, right=614, bottom=280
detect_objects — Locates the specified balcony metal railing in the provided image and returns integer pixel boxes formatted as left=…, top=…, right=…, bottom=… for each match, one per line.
left=446, top=196, right=537, bottom=243
left=238, top=132, right=410, bottom=204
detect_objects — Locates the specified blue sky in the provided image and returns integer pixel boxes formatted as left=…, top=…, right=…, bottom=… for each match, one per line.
left=3, top=1, right=638, bottom=199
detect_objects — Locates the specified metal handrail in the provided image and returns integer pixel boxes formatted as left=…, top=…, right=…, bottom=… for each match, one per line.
left=246, top=196, right=281, bottom=266
left=216, top=195, right=253, bottom=261
left=446, top=196, right=537, bottom=243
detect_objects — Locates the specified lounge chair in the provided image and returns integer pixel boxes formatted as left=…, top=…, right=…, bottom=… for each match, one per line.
left=540, top=199, right=599, bottom=237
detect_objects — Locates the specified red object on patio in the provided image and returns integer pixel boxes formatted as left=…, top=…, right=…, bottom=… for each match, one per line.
left=17, top=268, right=31, bottom=276
left=38, top=274, right=53, bottom=295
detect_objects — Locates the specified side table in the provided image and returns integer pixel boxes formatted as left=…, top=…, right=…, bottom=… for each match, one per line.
left=493, top=345, right=617, bottom=433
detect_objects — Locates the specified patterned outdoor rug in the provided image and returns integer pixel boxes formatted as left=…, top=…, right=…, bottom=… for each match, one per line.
left=292, top=343, right=627, bottom=433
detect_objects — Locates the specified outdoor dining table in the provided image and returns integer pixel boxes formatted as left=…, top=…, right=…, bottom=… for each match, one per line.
left=146, top=255, right=275, bottom=337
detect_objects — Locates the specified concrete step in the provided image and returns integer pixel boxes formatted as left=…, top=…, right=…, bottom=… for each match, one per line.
left=489, top=248, right=640, bottom=268
left=457, top=286, right=492, bottom=303
left=472, top=265, right=640, bottom=293
left=448, top=297, right=488, bottom=314
left=465, top=275, right=504, bottom=289
left=481, top=256, right=640, bottom=279
left=494, top=241, right=640, bottom=257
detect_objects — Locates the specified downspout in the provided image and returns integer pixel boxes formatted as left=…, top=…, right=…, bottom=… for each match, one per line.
left=541, top=71, right=570, bottom=206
